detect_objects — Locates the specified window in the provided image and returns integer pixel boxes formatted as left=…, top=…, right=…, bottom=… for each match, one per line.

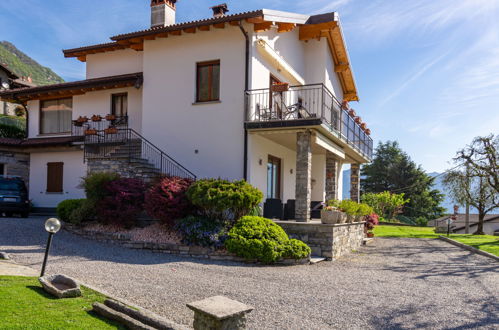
left=196, top=60, right=220, bottom=102
left=46, top=162, right=63, bottom=193
left=267, top=155, right=281, bottom=199
left=40, top=98, right=72, bottom=134
left=0, top=164, right=4, bottom=175
left=111, top=93, right=128, bottom=117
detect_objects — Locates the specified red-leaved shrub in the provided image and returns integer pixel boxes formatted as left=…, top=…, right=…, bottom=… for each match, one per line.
left=97, top=178, right=146, bottom=228
left=144, top=176, right=194, bottom=227
left=365, top=213, right=379, bottom=230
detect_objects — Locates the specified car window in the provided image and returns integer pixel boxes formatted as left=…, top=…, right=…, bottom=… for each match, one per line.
left=0, top=180, right=24, bottom=191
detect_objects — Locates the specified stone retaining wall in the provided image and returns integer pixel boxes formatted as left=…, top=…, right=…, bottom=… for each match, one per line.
left=275, top=220, right=365, bottom=260
left=64, top=225, right=309, bottom=265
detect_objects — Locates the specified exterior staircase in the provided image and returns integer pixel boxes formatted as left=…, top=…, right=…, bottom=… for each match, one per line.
left=84, top=129, right=195, bottom=182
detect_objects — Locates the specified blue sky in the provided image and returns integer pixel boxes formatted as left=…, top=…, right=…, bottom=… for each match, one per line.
left=1, top=0, right=498, bottom=173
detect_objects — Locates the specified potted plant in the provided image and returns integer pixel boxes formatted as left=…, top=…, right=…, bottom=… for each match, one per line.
left=355, top=116, right=362, bottom=124
left=91, top=115, right=102, bottom=122
left=348, top=109, right=356, bottom=117
left=339, top=200, right=359, bottom=223
left=355, top=203, right=374, bottom=222
left=364, top=213, right=379, bottom=238
left=76, top=116, right=88, bottom=123
left=271, top=82, right=289, bottom=92
left=73, top=120, right=83, bottom=127
left=105, top=114, right=117, bottom=121
left=104, top=126, right=118, bottom=134
left=84, top=129, right=97, bottom=136
left=360, top=122, right=367, bottom=130
left=320, top=200, right=346, bottom=224
left=365, top=128, right=371, bottom=135
left=341, top=100, right=349, bottom=110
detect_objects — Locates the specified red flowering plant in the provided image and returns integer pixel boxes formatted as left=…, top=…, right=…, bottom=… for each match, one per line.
left=97, top=178, right=146, bottom=228
left=144, top=176, right=194, bottom=228
left=364, top=213, right=379, bottom=237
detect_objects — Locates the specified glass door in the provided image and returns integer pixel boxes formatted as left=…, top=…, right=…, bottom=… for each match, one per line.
left=267, top=155, right=282, bottom=199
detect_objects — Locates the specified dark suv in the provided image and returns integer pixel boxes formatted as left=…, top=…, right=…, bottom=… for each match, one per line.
left=0, top=176, right=29, bottom=218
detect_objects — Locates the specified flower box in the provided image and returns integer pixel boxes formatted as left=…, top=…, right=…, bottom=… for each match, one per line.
left=271, top=83, right=289, bottom=92
left=105, top=114, right=116, bottom=121
left=76, top=116, right=88, bottom=123
left=320, top=209, right=347, bottom=224
left=84, top=129, right=97, bottom=136
left=104, top=127, right=118, bottom=134
left=91, top=115, right=102, bottom=122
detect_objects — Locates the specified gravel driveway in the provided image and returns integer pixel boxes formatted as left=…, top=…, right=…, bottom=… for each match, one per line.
left=1, top=216, right=498, bottom=329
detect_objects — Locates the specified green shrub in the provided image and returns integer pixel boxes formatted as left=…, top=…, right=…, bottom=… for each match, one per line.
left=186, top=179, right=263, bottom=223
left=176, top=216, right=228, bottom=248
left=0, top=122, right=25, bottom=138
left=68, top=200, right=95, bottom=225
left=225, top=216, right=311, bottom=264
left=339, top=200, right=359, bottom=216
left=81, top=172, right=120, bottom=206
left=356, top=203, right=374, bottom=217
left=56, top=199, right=86, bottom=223
left=415, top=216, right=428, bottom=226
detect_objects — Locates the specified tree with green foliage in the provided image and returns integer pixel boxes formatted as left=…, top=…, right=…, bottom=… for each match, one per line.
left=361, top=141, right=446, bottom=222
left=361, top=191, right=409, bottom=220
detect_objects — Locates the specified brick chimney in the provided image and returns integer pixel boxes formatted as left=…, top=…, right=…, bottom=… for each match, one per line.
left=151, top=0, right=177, bottom=28
left=210, top=4, right=229, bottom=18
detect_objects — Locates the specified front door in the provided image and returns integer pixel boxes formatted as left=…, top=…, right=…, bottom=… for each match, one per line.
left=267, top=155, right=282, bottom=200
left=270, top=75, right=284, bottom=119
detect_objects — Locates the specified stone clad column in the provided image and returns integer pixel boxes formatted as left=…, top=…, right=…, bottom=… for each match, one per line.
left=350, top=163, right=361, bottom=202
left=325, top=151, right=338, bottom=202
left=295, top=130, right=312, bottom=222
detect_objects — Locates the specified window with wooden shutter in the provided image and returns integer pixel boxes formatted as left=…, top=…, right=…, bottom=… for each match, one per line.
left=196, top=60, right=220, bottom=102
left=46, top=162, right=63, bottom=193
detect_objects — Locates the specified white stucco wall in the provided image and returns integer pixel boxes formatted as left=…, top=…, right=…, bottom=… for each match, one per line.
left=74, top=87, right=143, bottom=133
left=248, top=133, right=296, bottom=202
left=86, top=49, right=143, bottom=79
left=29, top=150, right=86, bottom=208
left=311, top=154, right=326, bottom=201
left=141, top=25, right=246, bottom=180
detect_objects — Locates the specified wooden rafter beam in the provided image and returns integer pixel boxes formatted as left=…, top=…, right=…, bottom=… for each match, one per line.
left=213, top=22, right=225, bottom=29
left=77, top=56, right=86, bottom=62
left=170, top=30, right=181, bottom=36
left=130, top=42, right=144, bottom=51
left=184, top=27, right=196, bottom=34
left=143, top=35, right=156, bottom=40
left=198, top=25, right=210, bottom=31
left=277, top=23, right=296, bottom=33
left=254, top=21, right=272, bottom=33
left=246, top=17, right=265, bottom=24
left=229, top=21, right=240, bottom=26
left=334, top=64, right=349, bottom=72
left=156, top=32, right=169, bottom=38
left=299, top=22, right=337, bottom=41
left=117, top=40, right=131, bottom=46
left=130, top=37, right=143, bottom=44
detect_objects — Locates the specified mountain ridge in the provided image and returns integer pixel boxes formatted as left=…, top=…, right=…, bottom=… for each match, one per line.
left=0, top=41, right=64, bottom=86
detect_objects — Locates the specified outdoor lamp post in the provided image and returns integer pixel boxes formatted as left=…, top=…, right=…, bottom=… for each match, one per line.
left=40, top=218, right=61, bottom=277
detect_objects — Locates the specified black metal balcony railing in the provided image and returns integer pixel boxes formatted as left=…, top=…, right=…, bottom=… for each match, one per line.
left=245, top=84, right=373, bottom=160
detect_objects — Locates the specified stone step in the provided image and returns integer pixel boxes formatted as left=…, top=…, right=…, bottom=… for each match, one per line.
left=309, top=256, right=326, bottom=264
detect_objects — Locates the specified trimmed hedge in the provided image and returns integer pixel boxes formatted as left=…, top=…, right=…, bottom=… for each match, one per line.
left=186, top=179, right=263, bottom=223
left=225, top=216, right=311, bottom=264
left=56, top=199, right=85, bottom=223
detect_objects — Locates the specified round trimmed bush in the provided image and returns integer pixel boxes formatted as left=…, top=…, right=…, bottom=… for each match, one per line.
left=144, top=176, right=194, bottom=227
left=225, top=216, right=311, bottom=264
left=186, top=179, right=263, bottom=222
left=56, top=199, right=86, bottom=223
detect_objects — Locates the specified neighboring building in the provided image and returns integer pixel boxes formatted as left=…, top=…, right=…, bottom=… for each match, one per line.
left=0, top=63, right=34, bottom=116
left=431, top=214, right=499, bottom=235
left=0, top=1, right=373, bottom=220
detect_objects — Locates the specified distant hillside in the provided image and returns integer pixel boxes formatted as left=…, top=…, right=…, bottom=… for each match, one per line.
left=0, top=41, right=64, bottom=86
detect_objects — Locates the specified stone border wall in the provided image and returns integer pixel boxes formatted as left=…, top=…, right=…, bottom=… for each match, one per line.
left=275, top=221, right=365, bottom=260
left=64, top=225, right=309, bottom=265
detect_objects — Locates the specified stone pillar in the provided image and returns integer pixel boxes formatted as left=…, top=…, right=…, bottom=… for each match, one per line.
left=325, top=151, right=338, bottom=202
left=295, top=130, right=312, bottom=222
left=187, top=296, right=254, bottom=330
left=350, top=163, right=360, bottom=202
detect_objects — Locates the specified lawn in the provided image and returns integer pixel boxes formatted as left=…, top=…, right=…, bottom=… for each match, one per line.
left=374, top=225, right=499, bottom=256
left=0, top=276, right=124, bottom=329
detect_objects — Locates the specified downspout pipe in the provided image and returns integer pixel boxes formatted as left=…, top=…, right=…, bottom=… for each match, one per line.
left=239, top=22, right=250, bottom=181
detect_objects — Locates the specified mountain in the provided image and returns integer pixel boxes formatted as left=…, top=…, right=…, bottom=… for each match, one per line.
left=0, top=41, right=64, bottom=86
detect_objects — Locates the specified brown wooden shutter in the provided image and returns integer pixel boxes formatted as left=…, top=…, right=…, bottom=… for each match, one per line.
left=47, top=162, right=64, bottom=193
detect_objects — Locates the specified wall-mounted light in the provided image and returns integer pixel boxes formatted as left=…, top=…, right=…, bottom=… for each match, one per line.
left=195, top=149, right=199, bottom=154
left=259, top=159, right=263, bottom=165
left=290, top=169, right=293, bottom=174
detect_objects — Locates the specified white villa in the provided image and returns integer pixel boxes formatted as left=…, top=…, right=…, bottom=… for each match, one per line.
left=0, top=1, right=373, bottom=222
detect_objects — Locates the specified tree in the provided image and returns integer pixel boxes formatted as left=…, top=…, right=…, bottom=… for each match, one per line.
left=361, top=191, right=409, bottom=220
left=455, top=134, right=498, bottom=193
left=361, top=141, right=446, bottom=221
left=443, top=169, right=498, bottom=234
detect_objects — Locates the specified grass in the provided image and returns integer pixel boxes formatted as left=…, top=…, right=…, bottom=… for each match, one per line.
left=374, top=225, right=499, bottom=256
left=0, top=276, right=124, bottom=329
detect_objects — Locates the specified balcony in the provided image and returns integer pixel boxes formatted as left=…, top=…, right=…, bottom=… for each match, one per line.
left=245, top=84, right=373, bottom=160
